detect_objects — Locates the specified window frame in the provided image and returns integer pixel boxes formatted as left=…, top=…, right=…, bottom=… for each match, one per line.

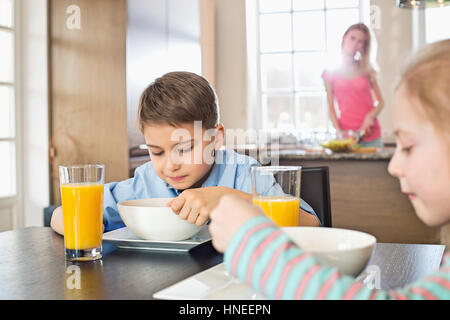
left=246, top=0, right=370, bottom=137
left=424, top=5, right=450, bottom=45
left=412, top=5, right=450, bottom=54
left=0, top=0, right=20, bottom=224
left=0, top=1, right=19, bottom=200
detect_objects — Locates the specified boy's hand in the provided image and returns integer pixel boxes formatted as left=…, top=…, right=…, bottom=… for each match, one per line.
left=51, top=206, right=105, bottom=235
left=50, top=206, right=65, bottom=236
left=167, top=187, right=251, bottom=226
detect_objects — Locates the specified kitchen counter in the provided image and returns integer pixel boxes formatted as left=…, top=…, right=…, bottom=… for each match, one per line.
left=268, top=148, right=394, bottom=161
left=277, top=154, right=444, bottom=246
left=234, top=144, right=395, bottom=163
left=234, top=143, right=448, bottom=247
left=232, top=144, right=443, bottom=246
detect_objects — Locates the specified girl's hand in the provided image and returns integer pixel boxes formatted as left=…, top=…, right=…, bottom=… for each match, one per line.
left=209, top=194, right=264, bottom=253
left=360, top=113, right=376, bottom=136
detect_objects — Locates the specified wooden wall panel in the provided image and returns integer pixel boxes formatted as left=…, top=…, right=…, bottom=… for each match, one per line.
left=49, top=0, right=129, bottom=204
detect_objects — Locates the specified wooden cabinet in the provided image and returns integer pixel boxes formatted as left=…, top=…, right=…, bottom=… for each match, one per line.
left=49, top=0, right=129, bottom=204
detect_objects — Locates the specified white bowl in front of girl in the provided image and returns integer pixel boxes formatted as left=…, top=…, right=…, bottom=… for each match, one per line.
left=117, top=198, right=202, bottom=241
left=281, top=227, right=376, bottom=277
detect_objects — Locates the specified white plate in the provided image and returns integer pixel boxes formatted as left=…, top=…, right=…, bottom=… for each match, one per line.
left=102, top=226, right=211, bottom=252
left=153, top=263, right=267, bottom=300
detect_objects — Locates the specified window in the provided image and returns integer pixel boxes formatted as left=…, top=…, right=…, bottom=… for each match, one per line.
left=0, top=0, right=16, bottom=198
left=425, top=5, right=450, bottom=43
left=247, top=0, right=369, bottom=137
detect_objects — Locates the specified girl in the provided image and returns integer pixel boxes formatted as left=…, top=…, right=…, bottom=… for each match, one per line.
left=322, top=23, right=384, bottom=148
left=209, top=39, right=450, bottom=299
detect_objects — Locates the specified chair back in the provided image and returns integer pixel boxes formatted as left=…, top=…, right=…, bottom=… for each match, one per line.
left=300, top=166, right=332, bottom=227
left=44, top=205, right=58, bottom=227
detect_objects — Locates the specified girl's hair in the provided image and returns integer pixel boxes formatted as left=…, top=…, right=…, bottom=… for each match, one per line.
left=341, top=23, right=375, bottom=76
left=397, top=39, right=450, bottom=137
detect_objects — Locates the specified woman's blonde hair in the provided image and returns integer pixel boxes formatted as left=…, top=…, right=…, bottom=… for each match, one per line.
left=397, top=39, right=450, bottom=136
left=341, top=23, right=375, bottom=76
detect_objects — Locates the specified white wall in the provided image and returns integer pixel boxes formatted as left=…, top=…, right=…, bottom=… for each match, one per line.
left=371, top=0, right=414, bottom=143
left=17, top=0, right=49, bottom=227
left=214, top=0, right=247, bottom=131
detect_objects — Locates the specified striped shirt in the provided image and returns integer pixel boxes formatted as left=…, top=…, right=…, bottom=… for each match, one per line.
left=223, top=215, right=450, bottom=300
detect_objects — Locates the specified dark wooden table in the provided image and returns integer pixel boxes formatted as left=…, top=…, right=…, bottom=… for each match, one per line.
left=0, top=227, right=445, bottom=299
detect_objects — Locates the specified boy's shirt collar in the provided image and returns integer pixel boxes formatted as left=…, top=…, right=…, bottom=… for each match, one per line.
left=161, top=151, right=223, bottom=195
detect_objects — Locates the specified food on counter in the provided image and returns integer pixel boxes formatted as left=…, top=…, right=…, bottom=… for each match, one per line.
left=322, top=139, right=380, bottom=153
left=321, top=138, right=355, bottom=152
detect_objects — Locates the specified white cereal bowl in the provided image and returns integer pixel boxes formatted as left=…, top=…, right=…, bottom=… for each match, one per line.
left=117, top=198, right=202, bottom=241
left=281, top=227, right=376, bottom=277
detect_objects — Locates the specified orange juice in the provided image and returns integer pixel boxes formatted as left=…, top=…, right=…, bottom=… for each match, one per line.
left=61, top=183, right=104, bottom=250
left=253, top=196, right=300, bottom=227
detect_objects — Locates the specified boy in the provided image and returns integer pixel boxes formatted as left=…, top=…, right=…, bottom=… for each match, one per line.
left=51, top=71, right=319, bottom=234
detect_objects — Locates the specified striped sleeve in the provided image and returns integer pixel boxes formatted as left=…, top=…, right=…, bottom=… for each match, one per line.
left=223, top=216, right=450, bottom=300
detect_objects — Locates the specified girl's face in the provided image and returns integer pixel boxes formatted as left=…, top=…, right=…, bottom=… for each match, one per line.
left=342, top=29, right=366, bottom=57
left=388, top=85, right=450, bottom=227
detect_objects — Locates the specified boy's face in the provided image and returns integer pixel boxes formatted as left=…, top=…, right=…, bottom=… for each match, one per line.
left=388, top=85, right=450, bottom=227
left=143, top=122, right=224, bottom=190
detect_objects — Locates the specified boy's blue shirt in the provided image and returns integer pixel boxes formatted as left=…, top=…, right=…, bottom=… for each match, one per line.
left=103, top=148, right=317, bottom=232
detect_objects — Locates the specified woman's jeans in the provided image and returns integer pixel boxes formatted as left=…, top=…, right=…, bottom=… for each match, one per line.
left=360, top=137, right=384, bottom=148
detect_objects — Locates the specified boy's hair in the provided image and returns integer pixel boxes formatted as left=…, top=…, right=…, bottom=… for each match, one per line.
left=137, top=71, right=219, bottom=132
left=397, top=39, right=450, bottom=136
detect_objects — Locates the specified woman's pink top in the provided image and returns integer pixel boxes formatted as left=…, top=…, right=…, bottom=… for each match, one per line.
left=322, top=70, right=381, bottom=142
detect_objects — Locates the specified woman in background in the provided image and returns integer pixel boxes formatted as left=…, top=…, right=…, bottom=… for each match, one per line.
left=322, top=23, right=384, bottom=148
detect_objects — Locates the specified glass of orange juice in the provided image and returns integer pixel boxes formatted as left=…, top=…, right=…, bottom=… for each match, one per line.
left=59, top=164, right=105, bottom=261
left=251, top=166, right=301, bottom=227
